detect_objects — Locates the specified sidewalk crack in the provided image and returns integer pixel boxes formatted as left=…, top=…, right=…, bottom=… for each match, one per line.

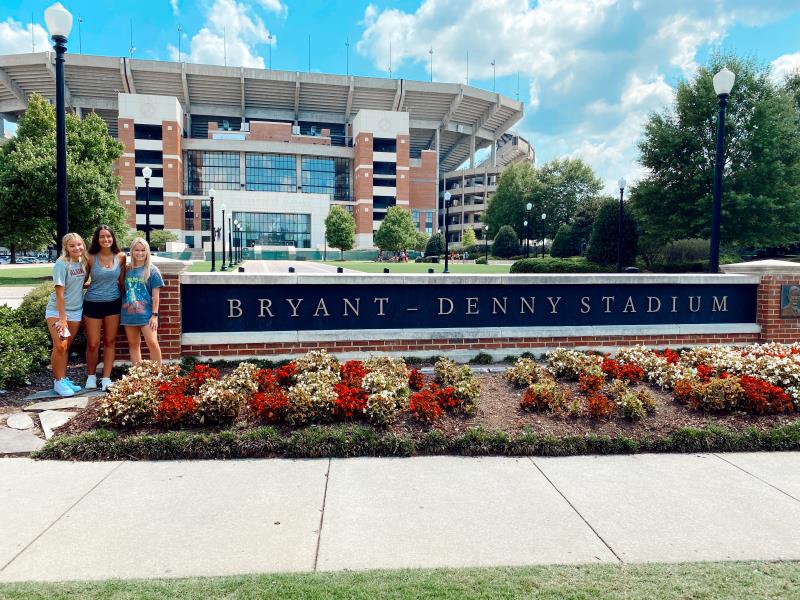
left=712, top=453, right=800, bottom=504
left=528, top=457, right=623, bottom=564
left=313, top=458, right=332, bottom=572
left=0, top=460, right=126, bottom=573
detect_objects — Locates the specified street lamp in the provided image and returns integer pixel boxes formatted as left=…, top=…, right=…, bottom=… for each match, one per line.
left=483, top=224, right=489, bottom=264
left=617, top=177, right=626, bottom=272
left=541, top=212, right=547, bottom=258
left=227, top=215, right=233, bottom=266
left=237, top=223, right=243, bottom=263
left=220, top=203, right=227, bottom=271
left=45, top=2, right=73, bottom=246
left=525, top=202, right=532, bottom=258
left=710, top=66, right=736, bottom=273
left=523, top=220, right=528, bottom=258
left=444, top=191, right=451, bottom=273
left=233, top=219, right=239, bottom=264
left=209, top=188, right=216, bottom=272
left=142, top=165, right=152, bottom=244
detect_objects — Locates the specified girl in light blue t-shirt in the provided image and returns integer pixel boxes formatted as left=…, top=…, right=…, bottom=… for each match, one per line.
left=44, top=233, right=88, bottom=397
left=122, top=237, right=164, bottom=364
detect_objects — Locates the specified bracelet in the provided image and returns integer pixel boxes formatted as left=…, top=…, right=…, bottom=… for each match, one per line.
left=151, top=313, right=159, bottom=318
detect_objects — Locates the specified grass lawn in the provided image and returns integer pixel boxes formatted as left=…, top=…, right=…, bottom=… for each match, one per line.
left=0, top=265, right=53, bottom=286
left=322, top=260, right=512, bottom=274
left=0, top=562, right=798, bottom=599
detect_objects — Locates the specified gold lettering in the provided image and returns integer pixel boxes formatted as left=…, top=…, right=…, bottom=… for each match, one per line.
left=466, top=297, right=479, bottom=315
left=547, top=297, right=561, bottom=314
left=343, top=297, right=360, bottom=316
left=712, top=296, right=728, bottom=312
left=438, top=297, right=454, bottom=315
left=227, top=299, right=242, bottom=318
left=671, top=296, right=678, bottom=313
left=623, top=296, right=636, bottom=313
left=286, top=298, right=303, bottom=317
left=602, top=296, right=614, bottom=313
left=520, top=297, right=535, bottom=314
left=492, top=297, right=507, bottom=315
left=647, top=296, right=661, bottom=313
left=689, top=296, right=701, bottom=313
left=580, top=296, right=591, bottom=314
left=374, top=297, right=389, bottom=315
left=314, top=298, right=330, bottom=317
left=258, top=298, right=273, bottom=317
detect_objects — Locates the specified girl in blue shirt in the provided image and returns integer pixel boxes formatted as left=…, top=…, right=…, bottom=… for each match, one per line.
left=122, top=237, right=164, bottom=364
left=44, top=233, right=88, bottom=397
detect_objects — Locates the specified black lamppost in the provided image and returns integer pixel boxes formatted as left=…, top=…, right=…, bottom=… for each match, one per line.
left=523, top=219, right=528, bottom=257
left=237, top=223, right=243, bottom=263
left=142, top=165, right=152, bottom=244
left=710, top=67, right=736, bottom=273
left=228, top=215, right=233, bottom=265
left=525, top=201, right=532, bottom=258
left=483, top=224, right=489, bottom=264
left=541, top=212, right=547, bottom=258
left=45, top=3, right=73, bottom=246
left=617, top=177, right=626, bottom=272
left=239, top=224, right=245, bottom=261
left=232, top=219, right=239, bottom=264
left=209, top=187, right=216, bottom=272
left=443, top=191, right=451, bottom=273
left=220, top=203, right=227, bottom=271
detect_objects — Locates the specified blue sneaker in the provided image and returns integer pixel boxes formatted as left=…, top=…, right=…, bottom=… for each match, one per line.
left=54, top=379, right=76, bottom=397
left=63, top=378, right=81, bottom=392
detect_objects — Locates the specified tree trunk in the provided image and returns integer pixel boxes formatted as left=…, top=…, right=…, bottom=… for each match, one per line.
left=10, top=242, right=16, bottom=264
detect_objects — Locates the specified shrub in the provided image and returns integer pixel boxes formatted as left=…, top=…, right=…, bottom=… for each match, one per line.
left=432, top=357, right=480, bottom=414
left=469, top=352, right=493, bottom=365
left=407, top=368, right=425, bottom=391
left=578, top=372, right=605, bottom=394
left=408, top=388, right=443, bottom=422
left=0, top=323, right=50, bottom=388
left=550, top=223, right=581, bottom=258
left=586, top=199, right=638, bottom=266
left=601, top=357, right=644, bottom=383
left=618, top=390, right=646, bottom=420
left=249, top=390, right=289, bottom=423
left=286, top=369, right=340, bottom=425
left=424, top=232, right=445, bottom=257
left=510, top=257, right=611, bottom=273
left=14, top=281, right=52, bottom=329
left=492, top=225, right=521, bottom=258
left=521, top=380, right=572, bottom=414
left=434, top=357, right=460, bottom=386
left=586, top=392, right=616, bottom=419
left=475, top=256, right=487, bottom=265
left=505, top=357, right=551, bottom=387
left=694, top=377, right=744, bottom=412
left=546, top=348, right=603, bottom=380
left=738, top=375, right=794, bottom=415
left=98, top=362, right=181, bottom=428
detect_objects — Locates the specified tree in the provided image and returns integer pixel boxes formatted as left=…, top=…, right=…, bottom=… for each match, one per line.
left=586, top=199, right=638, bottom=266
left=325, top=206, right=355, bottom=259
left=413, top=230, right=429, bottom=252
left=482, top=162, right=536, bottom=239
left=492, top=225, right=520, bottom=258
left=461, top=227, right=477, bottom=249
left=550, top=224, right=581, bottom=258
left=632, top=54, right=800, bottom=249
left=374, top=206, right=417, bottom=252
left=425, top=232, right=445, bottom=257
left=136, top=229, right=178, bottom=252
left=0, top=94, right=125, bottom=262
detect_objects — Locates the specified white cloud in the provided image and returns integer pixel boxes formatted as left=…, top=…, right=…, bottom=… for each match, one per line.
left=257, top=0, right=288, bottom=17
left=771, top=52, right=800, bottom=82
left=170, top=0, right=179, bottom=16
left=167, top=0, right=273, bottom=68
left=0, top=17, right=50, bottom=55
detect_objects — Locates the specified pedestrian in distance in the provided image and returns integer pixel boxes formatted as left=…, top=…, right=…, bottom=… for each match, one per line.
left=44, top=233, right=89, bottom=397
left=83, top=225, right=126, bottom=391
left=121, top=238, right=164, bottom=364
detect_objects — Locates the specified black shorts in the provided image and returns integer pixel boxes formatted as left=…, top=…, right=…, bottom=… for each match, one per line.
left=83, top=298, right=122, bottom=319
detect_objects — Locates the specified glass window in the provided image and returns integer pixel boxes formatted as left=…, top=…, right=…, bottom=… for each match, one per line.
left=233, top=211, right=311, bottom=249
left=425, top=211, right=434, bottom=235
left=373, top=161, right=396, bottom=175
left=373, top=138, right=397, bottom=153
left=200, top=200, right=211, bottom=233
left=245, top=153, right=296, bottom=192
left=185, top=235, right=195, bottom=248
left=134, top=124, right=162, bottom=140
left=301, top=157, right=351, bottom=200
left=184, top=151, right=240, bottom=195
left=373, top=196, right=395, bottom=210
left=184, top=199, right=195, bottom=231
left=135, top=149, right=163, bottom=165
left=412, top=209, right=420, bottom=230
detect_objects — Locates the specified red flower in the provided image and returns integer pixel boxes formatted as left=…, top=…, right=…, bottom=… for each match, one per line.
left=339, top=360, right=368, bottom=388
left=656, top=348, right=680, bottom=364
left=586, top=392, right=615, bottom=419
left=409, top=388, right=443, bottom=422
left=578, top=372, right=605, bottom=393
left=274, top=363, right=297, bottom=387
left=249, top=390, right=289, bottom=422
left=696, top=364, right=714, bottom=382
left=738, top=375, right=794, bottom=415
left=333, top=382, right=368, bottom=418
left=408, top=368, right=425, bottom=391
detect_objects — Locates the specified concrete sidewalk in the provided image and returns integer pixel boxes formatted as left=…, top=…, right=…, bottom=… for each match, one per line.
left=1, top=452, right=799, bottom=582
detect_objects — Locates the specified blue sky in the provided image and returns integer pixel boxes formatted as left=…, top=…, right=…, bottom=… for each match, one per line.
left=2, top=0, right=800, bottom=192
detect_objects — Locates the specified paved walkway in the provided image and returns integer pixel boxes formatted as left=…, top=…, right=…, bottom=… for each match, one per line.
left=242, top=260, right=361, bottom=274
left=1, top=452, right=799, bottom=582
left=0, top=286, right=34, bottom=309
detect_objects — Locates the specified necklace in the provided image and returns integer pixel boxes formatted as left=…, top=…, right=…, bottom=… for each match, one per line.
left=97, top=253, right=114, bottom=269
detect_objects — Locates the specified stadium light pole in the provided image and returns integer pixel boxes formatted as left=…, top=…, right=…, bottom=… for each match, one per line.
left=220, top=203, right=227, bottom=271
left=444, top=191, right=451, bottom=273
left=142, top=166, right=152, bottom=244
left=209, top=188, right=216, bottom=272
left=45, top=2, right=73, bottom=248
left=617, top=177, right=626, bottom=272
left=710, top=67, right=736, bottom=273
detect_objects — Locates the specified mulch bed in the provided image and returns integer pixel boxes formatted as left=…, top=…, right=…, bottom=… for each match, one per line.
left=51, top=372, right=799, bottom=441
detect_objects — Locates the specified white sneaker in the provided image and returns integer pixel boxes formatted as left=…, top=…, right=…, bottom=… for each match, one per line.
left=101, top=377, right=112, bottom=392
left=54, top=379, right=76, bottom=397
left=85, top=375, right=97, bottom=389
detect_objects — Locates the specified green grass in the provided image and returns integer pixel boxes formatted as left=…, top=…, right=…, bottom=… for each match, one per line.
left=0, top=265, right=53, bottom=286
left=322, top=260, right=512, bottom=274
left=0, top=562, right=798, bottom=599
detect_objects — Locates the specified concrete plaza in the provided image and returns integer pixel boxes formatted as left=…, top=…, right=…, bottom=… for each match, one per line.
left=1, top=452, right=799, bottom=582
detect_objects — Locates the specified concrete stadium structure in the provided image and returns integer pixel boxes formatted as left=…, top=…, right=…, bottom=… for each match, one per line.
left=0, top=52, right=525, bottom=250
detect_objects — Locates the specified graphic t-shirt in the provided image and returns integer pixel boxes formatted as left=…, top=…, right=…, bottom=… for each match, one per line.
left=45, top=258, right=87, bottom=318
left=121, top=265, right=164, bottom=326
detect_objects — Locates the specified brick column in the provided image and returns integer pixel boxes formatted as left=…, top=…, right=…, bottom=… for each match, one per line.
left=721, top=260, right=800, bottom=343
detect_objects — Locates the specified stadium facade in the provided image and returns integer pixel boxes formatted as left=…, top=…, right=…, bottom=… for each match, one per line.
left=0, top=52, right=525, bottom=250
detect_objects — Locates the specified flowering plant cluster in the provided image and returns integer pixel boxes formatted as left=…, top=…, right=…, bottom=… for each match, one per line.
left=546, top=349, right=603, bottom=380
left=504, top=358, right=551, bottom=387
left=406, top=358, right=481, bottom=422
left=99, top=362, right=181, bottom=428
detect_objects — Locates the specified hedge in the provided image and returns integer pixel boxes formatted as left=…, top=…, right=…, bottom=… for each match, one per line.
left=510, top=257, right=613, bottom=273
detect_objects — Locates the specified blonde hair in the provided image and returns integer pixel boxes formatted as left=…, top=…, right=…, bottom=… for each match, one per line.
left=127, top=237, right=152, bottom=281
left=59, top=233, right=88, bottom=268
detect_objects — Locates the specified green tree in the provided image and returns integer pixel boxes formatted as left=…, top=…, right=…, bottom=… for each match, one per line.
left=0, top=93, right=125, bottom=261
left=374, top=206, right=417, bottom=252
left=425, top=232, right=445, bottom=257
left=632, top=54, right=800, bottom=248
left=136, top=229, right=178, bottom=252
left=550, top=224, right=581, bottom=258
left=784, top=69, right=800, bottom=114
left=482, top=162, right=535, bottom=238
left=586, top=199, right=638, bottom=266
left=461, top=227, right=477, bottom=249
left=413, top=230, right=429, bottom=252
left=325, top=206, right=355, bottom=259
left=492, top=225, right=520, bottom=259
